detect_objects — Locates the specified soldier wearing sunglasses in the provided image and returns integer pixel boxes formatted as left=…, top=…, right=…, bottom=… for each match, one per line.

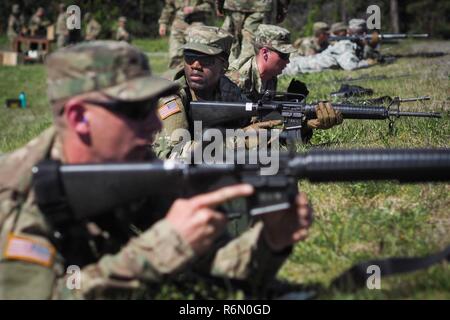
left=155, top=25, right=250, bottom=159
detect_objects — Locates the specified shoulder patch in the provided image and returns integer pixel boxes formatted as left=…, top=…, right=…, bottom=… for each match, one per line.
left=3, top=233, right=56, bottom=268
left=158, top=99, right=182, bottom=120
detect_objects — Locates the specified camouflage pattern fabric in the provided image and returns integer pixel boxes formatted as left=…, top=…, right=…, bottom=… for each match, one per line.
left=116, top=26, right=131, bottom=43
left=29, top=13, right=51, bottom=37
left=283, top=40, right=372, bottom=74
left=7, top=10, right=25, bottom=43
left=0, top=128, right=287, bottom=299
left=154, top=72, right=248, bottom=160
left=183, top=25, right=233, bottom=55
left=0, top=41, right=289, bottom=299
left=45, top=41, right=178, bottom=108
left=293, top=37, right=324, bottom=56
left=158, top=0, right=214, bottom=69
left=85, top=19, right=102, bottom=41
left=227, top=56, right=277, bottom=102
left=55, top=13, right=68, bottom=48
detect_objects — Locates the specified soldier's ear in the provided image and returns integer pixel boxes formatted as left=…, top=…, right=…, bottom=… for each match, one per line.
left=65, top=98, right=90, bottom=135
left=262, top=47, right=269, bottom=61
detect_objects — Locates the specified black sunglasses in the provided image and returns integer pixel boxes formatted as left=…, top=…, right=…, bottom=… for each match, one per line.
left=84, top=99, right=156, bottom=120
left=183, top=51, right=218, bottom=67
left=276, top=51, right=290, bottom=61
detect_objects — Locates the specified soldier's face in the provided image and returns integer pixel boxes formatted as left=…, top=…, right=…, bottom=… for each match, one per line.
left=264, top=49, right=289, bottom=78
left=78, top=97, right=162, bottom=162
left=184, top=51, right=224, bottom=92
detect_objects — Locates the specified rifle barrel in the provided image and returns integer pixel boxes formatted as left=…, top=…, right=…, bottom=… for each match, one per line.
left=390, top=111, right=442, bottom=118
left=290, top=149, right=450, bottom=183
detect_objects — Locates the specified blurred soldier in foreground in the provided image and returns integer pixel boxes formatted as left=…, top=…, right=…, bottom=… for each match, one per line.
left=84, top=13, right=102, bottom=41
left=293, top=21, right=329, bottom=56
left=0, top=40, right=312, bottom=299
left=216, top=0, right=290, bottom=63
left=55, top=3, right=68, bottom=48
left=116, top=16, right=132, bottom=42
left=158, top=0, right=214, bottom=69
left=155, top=25, right=247, bottom=159
left=29, top=7, right=51, bottom=37
left=7, top=4, right=26, bottom=45
left=227, top=24, right=343, bottom=140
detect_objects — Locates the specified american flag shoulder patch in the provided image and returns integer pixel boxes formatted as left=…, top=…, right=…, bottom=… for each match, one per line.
left=158, top=100, right=181, bottom=120
left=4, top=233, right=56, bottom=267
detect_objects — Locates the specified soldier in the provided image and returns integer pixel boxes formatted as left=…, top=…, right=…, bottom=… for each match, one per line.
left=155, top=25, right=248, bottom=159
left=227, top=24, right=343, bottom=141
left=330, top=22, right=347, bottom=37
left=116, top=16, right=132, bottom=43
left=347, top=18, right=380, bottom=60
left=293, top=21, right=330, bottom=56
left=7, top=4, right=26, bottom=45
left=29, top=7, right=51, bottom=37
left=0, top=40, right=313, bottom=299
left=158, top=0, right=214, bottom=69
left=84, top=13, right=102, bottom=41
left=216, top=0, right=290, bottom=63
left=55, top=3, right=68, bottom=48
left=283, top=24, right=378, bottom=75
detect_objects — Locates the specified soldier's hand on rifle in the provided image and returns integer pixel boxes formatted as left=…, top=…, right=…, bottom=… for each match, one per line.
left=165, top=184, right=254, bottom=255
left=159, top=24, right=167, bottom=37
left=262, top=192, right=313, bottom=252
left=307, top=102, right=343, bottom=129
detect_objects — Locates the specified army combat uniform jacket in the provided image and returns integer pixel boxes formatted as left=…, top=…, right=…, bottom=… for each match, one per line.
left=155, top=71, right=249, bottom=159
left=227, top=55, right=277, bottom=102
left=283, top=40, right=372, bottom=75
left=0, top=127, right=289, bottom=299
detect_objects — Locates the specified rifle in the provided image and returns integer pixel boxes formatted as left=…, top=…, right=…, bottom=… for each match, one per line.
left=33, top=149, right=450, bottom=222
left=189, top=98, right=442, bottom=141
left=328, top=32, right=429, bottom=44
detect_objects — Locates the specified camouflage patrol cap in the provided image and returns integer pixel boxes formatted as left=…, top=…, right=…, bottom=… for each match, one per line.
left=331, top=22, right=347, bottom=34
left=313, top=22, right=330, bottom=34
left=46, top=41, right=179, bottom=104
left=348, top=19, right=367, bottom=32
left=183, top=26, right=233, bottom=56
left=254, top=24, right=295, bottom=54
left=119, top=16, right=127, bottom=23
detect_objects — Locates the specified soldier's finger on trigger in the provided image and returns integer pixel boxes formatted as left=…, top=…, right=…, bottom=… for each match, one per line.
left=191, top=184, right=254, bottom=209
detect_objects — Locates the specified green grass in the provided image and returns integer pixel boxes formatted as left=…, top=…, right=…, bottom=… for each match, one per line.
left=0, top=37, right=449, bottom=299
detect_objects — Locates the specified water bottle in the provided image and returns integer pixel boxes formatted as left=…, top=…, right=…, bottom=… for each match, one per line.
left=19, top=92, right=27, bottom=109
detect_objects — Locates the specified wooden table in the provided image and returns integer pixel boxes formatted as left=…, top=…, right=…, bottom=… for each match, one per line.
left=12, top=36, right=52, bottom=62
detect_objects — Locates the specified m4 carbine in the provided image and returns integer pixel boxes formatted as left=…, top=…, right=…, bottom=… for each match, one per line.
left=189, top=99, right=441, bottom=141
left=33, top=149, right=450, bottom=223
left=328, top=32, right=429, bottom=45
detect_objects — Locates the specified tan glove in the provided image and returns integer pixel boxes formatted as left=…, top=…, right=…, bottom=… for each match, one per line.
left=243, top=120, right=283, bottom=149
left=307, top=102, right=343, bottom=130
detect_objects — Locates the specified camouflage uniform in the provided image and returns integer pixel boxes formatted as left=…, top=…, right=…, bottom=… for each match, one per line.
left=0, top=41, right=288, bottom=299
left=84, top=14, right=102, bottom=41
left=283, top=40, right=373, bottom=74
left=158, top=0, right=214, bottom=69
left=29, top=10, right=51, bottom=37
left=330, top=22, right=347, bottom=36
left=347, top=18, right=380, bottom=60
left=55, top=9, right=68, bottom=48
left=154, top=26, right=248, bottom=159
left=217, top=0, right=290, bottom=63
left=116, top=17, right=132, bottom=43
left=227, top=24, right=295, bottom=102
left=293, top=22, right=329, bottom=57
left=7, top=5, right=25, bottom=44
